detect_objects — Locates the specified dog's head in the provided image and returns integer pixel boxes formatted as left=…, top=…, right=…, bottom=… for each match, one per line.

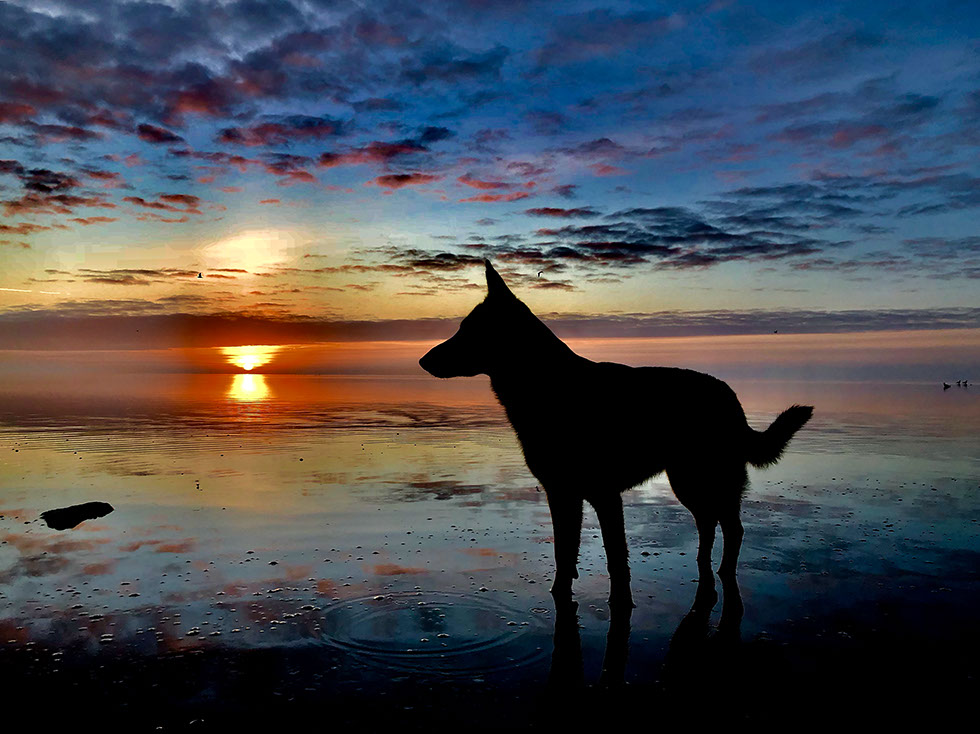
left=419, top=261, right=525, bottom=378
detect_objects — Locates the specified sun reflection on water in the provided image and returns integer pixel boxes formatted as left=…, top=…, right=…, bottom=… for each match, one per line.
left=228, top=373, right=270, bottom=402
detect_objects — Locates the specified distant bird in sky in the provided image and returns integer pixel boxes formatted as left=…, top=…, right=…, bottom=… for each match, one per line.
left=944, top=382, right=951, bottom=390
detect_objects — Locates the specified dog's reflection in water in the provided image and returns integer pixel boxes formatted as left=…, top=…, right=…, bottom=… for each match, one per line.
left=546, top=574, right=743, bottom=691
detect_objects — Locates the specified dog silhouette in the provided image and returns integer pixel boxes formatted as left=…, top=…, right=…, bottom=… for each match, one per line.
left=420, top=261, right=812, bottom=607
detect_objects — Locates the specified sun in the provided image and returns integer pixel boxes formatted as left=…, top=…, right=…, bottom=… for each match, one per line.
left=219, top=345, right=282, bottom=372
left=202, top=229, right=296, bottom=272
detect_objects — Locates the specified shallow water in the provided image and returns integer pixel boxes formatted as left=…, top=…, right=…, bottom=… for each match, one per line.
left=0, top=374, right=977, bottom=729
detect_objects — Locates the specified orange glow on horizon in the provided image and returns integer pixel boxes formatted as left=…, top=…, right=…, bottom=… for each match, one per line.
left=219, top=345, right=282, bottom=372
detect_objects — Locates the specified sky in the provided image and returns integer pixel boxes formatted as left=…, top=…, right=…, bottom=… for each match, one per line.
left=0, top=0, right=978, bottom=352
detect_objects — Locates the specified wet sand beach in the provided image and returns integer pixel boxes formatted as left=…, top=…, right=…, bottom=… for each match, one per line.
left=1, top=375, right=977, bottom=729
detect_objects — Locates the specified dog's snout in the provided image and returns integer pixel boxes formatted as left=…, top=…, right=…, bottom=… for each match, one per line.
left=419, top=345, right=440, bottom=376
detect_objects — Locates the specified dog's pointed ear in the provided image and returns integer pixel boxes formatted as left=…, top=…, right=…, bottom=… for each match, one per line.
left=485, top=260, right=515, bottom=300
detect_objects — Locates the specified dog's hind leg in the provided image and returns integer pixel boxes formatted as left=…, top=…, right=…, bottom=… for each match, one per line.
left=694, top=514, right=717, bottom=576
left=546, top=488, right=583, bottom=598
left=590, top=492, right=634, bottom=608
left=692, top=513, right=719, bottom=611
left=667, top=466, right=720, bottom=608
left=718, top=510, right=744, bottom=580
left=716, top=463, right=748, bottom=580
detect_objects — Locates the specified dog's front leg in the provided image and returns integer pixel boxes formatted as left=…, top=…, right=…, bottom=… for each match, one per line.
left=591, top=491, right=635, bottom=608
left=545, top=488, right=583, bottom=598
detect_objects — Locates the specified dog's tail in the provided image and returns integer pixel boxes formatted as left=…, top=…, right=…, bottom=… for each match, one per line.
left=746, top=404, right=813, bottom=468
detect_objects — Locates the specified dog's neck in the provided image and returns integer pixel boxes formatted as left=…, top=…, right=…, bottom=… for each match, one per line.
left=487, top=313, right=587, bottom=402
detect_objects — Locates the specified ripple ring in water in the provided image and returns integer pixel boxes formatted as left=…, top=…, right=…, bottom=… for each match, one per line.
left=316, top=591, right=550, bottom=675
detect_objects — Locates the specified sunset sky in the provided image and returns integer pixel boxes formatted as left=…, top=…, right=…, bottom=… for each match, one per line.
left=1, top=0, right=978, bottom=357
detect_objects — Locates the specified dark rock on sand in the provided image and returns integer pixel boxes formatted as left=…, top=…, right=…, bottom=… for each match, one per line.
left=40, top=501, right=114, bottom=530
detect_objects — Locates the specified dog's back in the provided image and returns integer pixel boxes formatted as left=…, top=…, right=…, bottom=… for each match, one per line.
left=491, top=357, right=754, bottom=492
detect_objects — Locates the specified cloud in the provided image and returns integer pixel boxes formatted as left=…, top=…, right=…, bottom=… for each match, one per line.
left=0, top=101, right=35, bottom=123
left=0, top=162, right=116, bottom=216
left=350, top=97, right=404, bottom=112
left=123, top=194, right=202, bottom=214
left=401, top=44, right=508, bottom=85
left=69, top=216, right=118, bottom=226
left=0, top=222, right=53, bottom=235
left=259, top=153, right=317, bottom=185
left=459, top=191, right=532, bottom=203
left=525, top=207, right=600, bottom=218
left=137, top=123, right=185, bottom=144
left=748, top=27, right=884, bottom=79
left=29, top=123, right=103, bottom=143
left=535, top=9, right=682, bottom=66
left=367, top=173, right=441, bottom=189
left=3, top=304, right=978, bottom=350
left=62, top=267, right=201, bottom=286
left=319, top=140, right=427, bottom=168
left=318, top=126, right=453, bottom=169
left=0, top=0, right=977, bottom=313
left=217, top=115, right=348, bottom=146
left=457, top=174, right=514, bottom=190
